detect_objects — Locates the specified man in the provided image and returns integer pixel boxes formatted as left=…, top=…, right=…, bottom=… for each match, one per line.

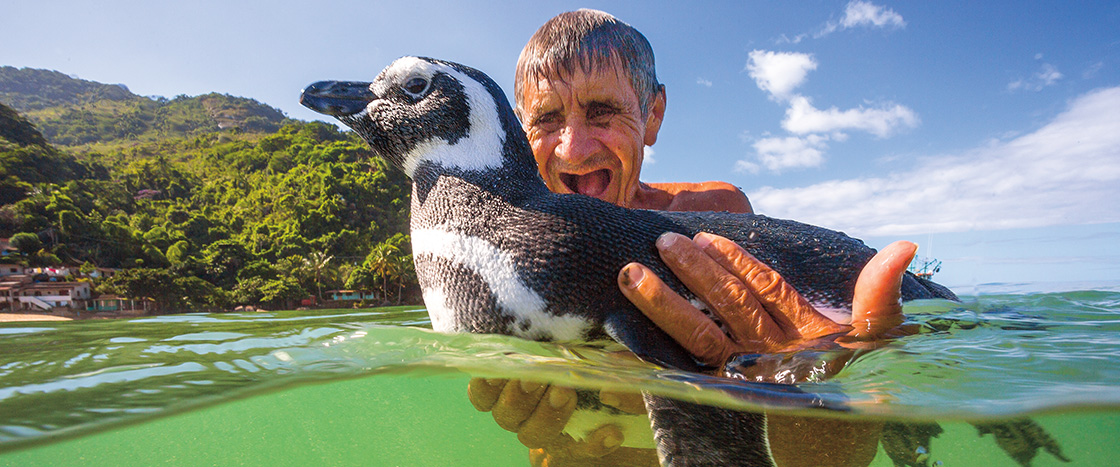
left=468, top=10, right=913, bottom=466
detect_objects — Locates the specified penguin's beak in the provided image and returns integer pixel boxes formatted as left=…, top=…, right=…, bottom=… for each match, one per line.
left=300, top=80, right=375, bottom=117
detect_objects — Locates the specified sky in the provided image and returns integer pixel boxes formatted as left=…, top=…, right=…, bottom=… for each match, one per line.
left=3, top=1, right=1120, bottom=291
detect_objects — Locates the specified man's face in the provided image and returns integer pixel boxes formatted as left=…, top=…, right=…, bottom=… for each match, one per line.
left=520, top=64, right=663, bottom=207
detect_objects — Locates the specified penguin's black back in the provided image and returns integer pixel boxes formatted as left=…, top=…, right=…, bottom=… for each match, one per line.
left=410, top=171, right=953, bottom=370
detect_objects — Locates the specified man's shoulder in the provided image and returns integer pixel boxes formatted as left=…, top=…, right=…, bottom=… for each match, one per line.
left=641, top=181, right=752, bottom=213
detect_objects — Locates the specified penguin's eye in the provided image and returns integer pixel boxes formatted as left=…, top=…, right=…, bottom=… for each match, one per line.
left=402, top=77, right=429, bottom=98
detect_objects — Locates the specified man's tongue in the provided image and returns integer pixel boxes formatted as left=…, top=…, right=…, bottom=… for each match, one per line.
left=565, top=169, right=610, bottom=197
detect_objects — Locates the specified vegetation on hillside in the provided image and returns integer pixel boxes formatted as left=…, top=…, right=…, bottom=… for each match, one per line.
left=2, top=66, right=293, bottom=146
left=0, top=68, right=419, bottom=312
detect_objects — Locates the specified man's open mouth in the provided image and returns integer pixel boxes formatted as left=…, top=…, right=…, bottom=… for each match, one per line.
left=560, top=169, right=612, bottom=197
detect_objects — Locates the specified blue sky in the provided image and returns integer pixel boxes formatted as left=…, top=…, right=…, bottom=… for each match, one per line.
left=3, top=1, right=1119, bottom=290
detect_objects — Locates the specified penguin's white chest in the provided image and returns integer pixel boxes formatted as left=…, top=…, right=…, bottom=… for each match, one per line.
left=411, top=225, right=591, bottom=341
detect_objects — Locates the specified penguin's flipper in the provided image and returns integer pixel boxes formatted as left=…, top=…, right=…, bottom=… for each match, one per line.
left=602, top=308, right=704, bottom=373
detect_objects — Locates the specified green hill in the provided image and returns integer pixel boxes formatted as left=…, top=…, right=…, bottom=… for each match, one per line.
left=0, top=102, right=107, bottom=204
left=0, top=67, right=134, bottom=111
left=0, top=101, right=49, bottom=148
left=1, top=66, right=292, bottom=146
left=0, top=68, right=418, bottom=311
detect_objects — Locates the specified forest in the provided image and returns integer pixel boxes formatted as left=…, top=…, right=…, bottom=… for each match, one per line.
left=0, top=66, right=419, bottom=312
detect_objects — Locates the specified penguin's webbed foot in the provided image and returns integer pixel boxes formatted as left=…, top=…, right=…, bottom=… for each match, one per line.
left=973, top=418, right=1070, bottom=466
left=880, top=421, right=943, bottom=467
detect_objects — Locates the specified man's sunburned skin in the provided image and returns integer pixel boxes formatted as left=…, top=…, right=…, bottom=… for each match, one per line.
left=633, top=181, right=753, bottom=214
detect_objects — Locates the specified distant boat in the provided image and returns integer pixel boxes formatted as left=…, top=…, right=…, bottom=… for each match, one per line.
left=908, top=256, right=942, bottom=279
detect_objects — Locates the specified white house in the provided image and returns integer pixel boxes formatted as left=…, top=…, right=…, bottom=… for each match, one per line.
left=0, top=278, right=92, bottom=311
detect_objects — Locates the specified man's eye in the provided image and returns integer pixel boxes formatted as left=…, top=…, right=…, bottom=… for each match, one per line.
left=402, top=77, right=429, bottom=98
left=587, top=105, right=616, bottom=123
left=534, top=113, right=562, bottom=132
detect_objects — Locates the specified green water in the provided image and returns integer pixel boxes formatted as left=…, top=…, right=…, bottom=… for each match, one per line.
left=1, top=288, right=1118, bottom=466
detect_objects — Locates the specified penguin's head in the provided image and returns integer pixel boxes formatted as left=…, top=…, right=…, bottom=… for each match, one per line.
left=301, top=57, right=528, bottom=179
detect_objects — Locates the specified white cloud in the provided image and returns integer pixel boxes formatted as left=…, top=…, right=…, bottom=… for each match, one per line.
left=746, top=50, right=817, bottom=100
left=741, top=50, right=917, bottom=173
left=841, top=0, right=906, bottom=28
left=775, top=33, right=808, bottom=45
left=748, top=86, right=1120, bottom=237
left=1008, top=63, right=1063, bottom=92
left=783, top=96, right=919, bottom=137
left=734, top=160, right=760, bottom=174
left=745, top=135, right=830, bottom=173
left=818, top=1, right=906, bottom=37
left=1083, top=61, right=1104, bottom=79
left=696, top=77, right=713, bottom=87
left=643, top=146, right=656, bottom=165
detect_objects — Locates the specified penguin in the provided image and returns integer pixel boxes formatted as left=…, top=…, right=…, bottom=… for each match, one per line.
left=300, top=56, right=956, bottom=466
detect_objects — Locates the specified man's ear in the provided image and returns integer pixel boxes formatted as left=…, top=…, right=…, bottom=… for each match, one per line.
left=643, top=85, right=667, bottom=146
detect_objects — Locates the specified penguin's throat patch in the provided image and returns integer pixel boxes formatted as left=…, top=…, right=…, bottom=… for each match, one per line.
left=561, top=169, right=611, bottom=197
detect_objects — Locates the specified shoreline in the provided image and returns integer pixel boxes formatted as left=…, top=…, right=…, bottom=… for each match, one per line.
left=0, top=313, right=73, bottom=322
left=0, top=303, right=420, bottom=323
left=0, top=309, right=149, bottom=323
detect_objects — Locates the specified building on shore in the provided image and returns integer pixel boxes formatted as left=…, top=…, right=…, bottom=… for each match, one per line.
left=0, top=274, right=92, bottom=311
left=0, top=264, right=145, bottom=314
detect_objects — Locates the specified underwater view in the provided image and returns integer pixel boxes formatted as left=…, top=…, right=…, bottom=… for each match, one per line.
left=1, top=284, right=1118, bottom=466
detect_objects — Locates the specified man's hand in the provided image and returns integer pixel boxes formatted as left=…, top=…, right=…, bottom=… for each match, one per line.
left=468, top=232, right=915, bottom=462
left=618, top=232, right=917, bottom=367
left=466, top=378, right=655, bottom=465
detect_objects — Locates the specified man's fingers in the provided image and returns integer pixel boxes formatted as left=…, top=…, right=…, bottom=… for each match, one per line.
left=599, top=389, right=647, bottom=415
left=654, top=232, right=783, bottom=346
left=491, top=379, right=548, bottom=432
left=516, top=385, right=578, bottom=449
left=849, top=241, right=915, bottom=339
left=618, top=261, right=733, bottom=366
left=557, top=424, right=625, bottom=460
left=468, top=377, right=508, bottom=412
left=693, top=232, right=848, bottom=342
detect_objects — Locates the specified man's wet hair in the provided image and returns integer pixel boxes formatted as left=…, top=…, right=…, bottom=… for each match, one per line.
left=515, top=9, right=663, bottom=119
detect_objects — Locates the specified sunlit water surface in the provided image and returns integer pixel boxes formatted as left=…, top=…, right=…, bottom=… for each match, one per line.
left=1, top=285, right=1118, bottom=466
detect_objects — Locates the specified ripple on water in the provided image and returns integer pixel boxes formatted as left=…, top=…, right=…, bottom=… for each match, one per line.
left=0, top=295, right=1118, bottom=451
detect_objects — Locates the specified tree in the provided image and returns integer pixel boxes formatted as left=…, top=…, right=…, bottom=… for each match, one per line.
left=9, top=232, right=41, bottom=254
left=31, top=248, right=61, bottom=267
left=362, top=239, right=399, bottom=301
left=389, top=252, right=415, bottom=304
left=349, top=233, right=413, bottom=303
left=258, top=277, right=306, bottom=310
left=0, top=97, right=417, bottom=313
left=200, top=239, right=254, bottom=288
left=104, top=268, right=178, bottom=311
left=303, top=250, right=333, bottom=303
left=175, top=276, right=229, bottom=311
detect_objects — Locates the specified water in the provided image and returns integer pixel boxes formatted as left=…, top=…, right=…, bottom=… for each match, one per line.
left=0, top=287, right=1118, bottom=466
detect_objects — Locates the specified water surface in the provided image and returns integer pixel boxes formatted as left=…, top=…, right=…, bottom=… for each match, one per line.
left=1, top=288, right=1118, bottom=466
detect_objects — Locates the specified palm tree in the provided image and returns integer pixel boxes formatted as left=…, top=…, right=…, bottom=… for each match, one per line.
left=389, top=253, right=414, bottom=304
left=363, top=241, right=399, bottom=301
left=303, top=250, right=333, bottom=304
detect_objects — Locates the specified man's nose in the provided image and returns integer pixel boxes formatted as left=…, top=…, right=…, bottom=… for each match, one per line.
left=555, top=120, right=596, bottom=166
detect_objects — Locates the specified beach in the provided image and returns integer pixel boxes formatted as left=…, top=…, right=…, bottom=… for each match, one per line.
left=0, top=310, right=149, bottom=322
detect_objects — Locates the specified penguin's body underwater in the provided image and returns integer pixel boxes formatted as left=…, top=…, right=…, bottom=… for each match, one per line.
left=300, top=56, right=955, bottom=466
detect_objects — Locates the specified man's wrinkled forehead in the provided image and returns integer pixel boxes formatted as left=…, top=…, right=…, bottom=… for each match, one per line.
left=525, top=55, right=635, bottom=97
